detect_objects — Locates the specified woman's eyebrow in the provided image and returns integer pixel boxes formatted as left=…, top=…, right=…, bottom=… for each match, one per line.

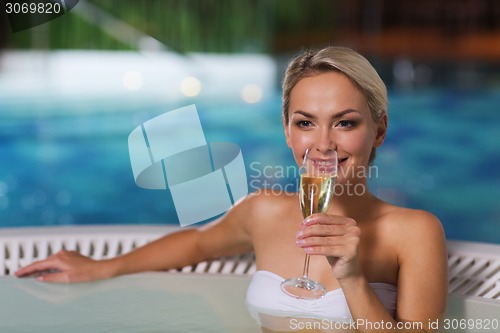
left=332, top=109, right=362, bottom=119
left=291, top=110, right=316, bottom=119
left=291, top=109, right=361, bottom=120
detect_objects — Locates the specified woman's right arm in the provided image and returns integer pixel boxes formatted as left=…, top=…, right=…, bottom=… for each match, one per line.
left=15, top=194, right=256, bottom=283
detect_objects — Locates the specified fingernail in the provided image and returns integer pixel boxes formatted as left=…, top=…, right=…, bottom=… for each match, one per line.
left=304, top=247, right=313, bottom=253
left=296, top=239, right=305, bottom=246
left=303, top=217, right=315, bottom=226
left=296, top=230, right=303, bottom=238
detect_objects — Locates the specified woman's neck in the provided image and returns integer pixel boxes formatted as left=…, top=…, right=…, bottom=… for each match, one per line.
left=329, top=182, right=381, bottom=221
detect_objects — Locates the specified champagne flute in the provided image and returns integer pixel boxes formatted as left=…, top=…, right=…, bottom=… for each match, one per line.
left=280, top=147, right=337, bottom=299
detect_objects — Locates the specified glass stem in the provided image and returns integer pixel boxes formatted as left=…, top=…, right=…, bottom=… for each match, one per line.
left=302, top=187, right=314, bottom=279
left=301, top=188, right=315, bottom=279
left=301, top=254, right=310, bottom=278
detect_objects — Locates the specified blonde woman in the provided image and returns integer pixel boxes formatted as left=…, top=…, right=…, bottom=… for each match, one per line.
left=17, top=46, right=448, bottom=332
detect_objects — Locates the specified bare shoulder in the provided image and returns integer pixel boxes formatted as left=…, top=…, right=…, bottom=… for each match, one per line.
left=384, top=205, right=444, bottom=239
left=206, top=189, right=296, bottom=236
left=195, top=189, right=297, bottom=259
left=377, top=203, right=446, bottom=257
left=238, top=189, right=297, bottom=227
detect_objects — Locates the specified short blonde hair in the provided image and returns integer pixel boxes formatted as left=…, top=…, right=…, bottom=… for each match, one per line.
left=282, top=46, right=388, bottom=162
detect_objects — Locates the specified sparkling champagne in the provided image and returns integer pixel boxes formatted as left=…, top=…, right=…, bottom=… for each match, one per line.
left=281, top=148, right=337, bottom=299
left=300, top=174, right=336, bottom=218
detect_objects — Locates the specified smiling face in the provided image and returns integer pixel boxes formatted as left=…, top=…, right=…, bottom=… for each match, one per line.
left=284, top=71, right=387, bottom=184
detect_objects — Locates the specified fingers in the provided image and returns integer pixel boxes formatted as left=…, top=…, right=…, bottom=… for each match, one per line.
left=15, top=250, right=77, bottom=280
left=304, top=213, right=356, bottom=226
left=296, top=214, right=361, bottom=256
left=296, top=232, right=360, bottom=253
left=298, top=214, right=363, bottom=280
left=15, top=258, right=62, bottom=278
left=299, top=237, right=360, bottom=257
left=298, top=214, right=359, bottom=238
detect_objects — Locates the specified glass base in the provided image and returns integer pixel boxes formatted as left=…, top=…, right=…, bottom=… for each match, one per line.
left=280, top=277, right=327, bottom=300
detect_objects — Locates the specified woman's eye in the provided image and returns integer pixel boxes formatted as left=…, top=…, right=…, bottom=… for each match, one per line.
left=338, top=120, right=356, bottom=128
left=296, top=120, right=313, bottom=128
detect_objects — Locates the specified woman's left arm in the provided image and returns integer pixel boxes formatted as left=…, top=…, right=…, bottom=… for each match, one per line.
left=297, top=210, right=448, bottom=332
left=388, top=210, right=448, bottom=332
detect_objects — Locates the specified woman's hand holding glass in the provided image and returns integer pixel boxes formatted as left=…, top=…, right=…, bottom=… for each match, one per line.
left=296, top=213, right=362, bottom=282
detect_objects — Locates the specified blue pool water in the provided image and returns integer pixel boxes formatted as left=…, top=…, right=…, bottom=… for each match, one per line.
left=0, top=89, right=499, bottom=243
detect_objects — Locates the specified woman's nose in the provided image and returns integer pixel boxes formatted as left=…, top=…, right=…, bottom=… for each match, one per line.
left=315, top=128, right=336, bottom=153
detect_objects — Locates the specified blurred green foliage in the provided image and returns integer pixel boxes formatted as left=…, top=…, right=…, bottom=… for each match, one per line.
left=6, top=0, right=338, bottom=53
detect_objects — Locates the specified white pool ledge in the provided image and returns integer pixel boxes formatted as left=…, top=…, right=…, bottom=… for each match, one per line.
left=1, top=225, right=499, bottom=302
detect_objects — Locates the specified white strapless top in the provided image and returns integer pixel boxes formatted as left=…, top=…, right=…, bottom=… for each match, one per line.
left=246, top=270, right=397, bottom=322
